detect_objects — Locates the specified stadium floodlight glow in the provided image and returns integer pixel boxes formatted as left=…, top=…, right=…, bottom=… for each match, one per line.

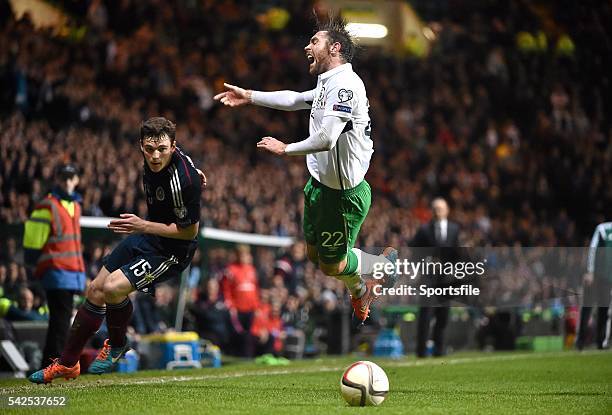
left=346, top=23, right=388, bottom=39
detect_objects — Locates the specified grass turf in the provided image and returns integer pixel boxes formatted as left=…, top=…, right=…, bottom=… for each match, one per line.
left=0, top=351, right=610, bottom=414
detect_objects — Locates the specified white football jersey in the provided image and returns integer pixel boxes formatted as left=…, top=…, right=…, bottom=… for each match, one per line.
left=303, top=63, right=373, bottom=190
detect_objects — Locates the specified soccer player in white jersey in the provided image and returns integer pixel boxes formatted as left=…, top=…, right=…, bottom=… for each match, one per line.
left=214, top=17, right=397, bottom=322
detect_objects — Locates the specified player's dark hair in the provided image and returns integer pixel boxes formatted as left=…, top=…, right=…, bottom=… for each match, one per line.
left=314, top=13, right=356, bottom=63
left=140, top=117, right=176, bottom=144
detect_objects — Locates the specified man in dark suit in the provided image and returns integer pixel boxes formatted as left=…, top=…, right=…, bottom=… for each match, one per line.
left=409, top=198, right=460, bottom=357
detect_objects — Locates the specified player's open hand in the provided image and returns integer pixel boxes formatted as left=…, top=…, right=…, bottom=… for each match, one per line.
left=213, top=83, right=251, bottom=107
left=196, top=168, right=207, bottom=188
left=108, top=213, right=148, bottom=234
left=257, top=136, right=287, bottom=155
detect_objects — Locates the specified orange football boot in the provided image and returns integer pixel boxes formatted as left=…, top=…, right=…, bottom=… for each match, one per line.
left=28, top=359, right=80, bottom=384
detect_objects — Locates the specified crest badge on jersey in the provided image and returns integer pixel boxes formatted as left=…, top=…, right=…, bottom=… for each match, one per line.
left=156, top=187, right=165, bottom=201
left=338, top=89, right=353, bottom=103
left=174, top=206, right=187, bottom=219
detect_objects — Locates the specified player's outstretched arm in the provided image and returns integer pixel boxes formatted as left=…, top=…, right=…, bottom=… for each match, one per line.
left=257, top=115, right=347, bottom=156
left=214, top=83, right=314, bottom=111
left=108, top=214, right=199, bottom=240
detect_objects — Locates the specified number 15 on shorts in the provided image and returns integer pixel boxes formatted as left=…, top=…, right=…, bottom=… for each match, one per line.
left=130, top=259, right=151, bottom=276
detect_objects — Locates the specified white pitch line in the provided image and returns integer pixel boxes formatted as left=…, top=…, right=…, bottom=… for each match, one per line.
left=0, top=351, right=602, bottom=395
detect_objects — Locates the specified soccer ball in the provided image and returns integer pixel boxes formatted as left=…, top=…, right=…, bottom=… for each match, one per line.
left=340, top=361, right=389, bottom=406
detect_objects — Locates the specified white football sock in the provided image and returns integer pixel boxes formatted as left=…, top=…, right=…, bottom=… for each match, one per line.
left=337, top=273, right=366, bottom=298
left=352, top=248, right=392, bottom=277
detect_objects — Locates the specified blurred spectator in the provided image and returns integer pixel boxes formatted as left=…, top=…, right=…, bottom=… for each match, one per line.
left=153, top=284, right=177, bottom=331
left=221, top=245, right=259, bottom=357
left=188, top=278, right=231, bottom=350
left=129, top=284, right=176, bottom=334
left=251, top=299, right=284, bottom=356
left=281, top=294, right=309, bottom=332
left=187, top=249, right=202, bottom=302
left=131, top=292, right=163, bottom=335
left=0, top=286, right=47, bottom=321
left=2, top=261, right=27, bottom=299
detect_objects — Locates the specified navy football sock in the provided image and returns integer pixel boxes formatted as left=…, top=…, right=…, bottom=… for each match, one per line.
left=59, top=300, right=106, bottom=367
left=106, top=297, right=133, bottom=349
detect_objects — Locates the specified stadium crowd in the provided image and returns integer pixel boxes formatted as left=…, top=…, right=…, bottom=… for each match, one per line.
left=0, top=0, right=610, bottom=356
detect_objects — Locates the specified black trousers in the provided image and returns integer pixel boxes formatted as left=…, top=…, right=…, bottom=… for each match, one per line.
left=233, top=311, right=254, bottom=358
left=41, top=290, right=75, bottom=367
left=417, top=306, right=449, bottom=357
left=577, top=306, right=611, bottom=349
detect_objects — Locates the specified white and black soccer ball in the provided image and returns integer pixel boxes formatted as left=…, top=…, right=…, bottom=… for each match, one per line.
left=340, top=361, right=389, bottom=406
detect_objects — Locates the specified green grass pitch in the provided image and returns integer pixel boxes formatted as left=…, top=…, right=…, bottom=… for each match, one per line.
left=1, top=351, right=610, bottom=414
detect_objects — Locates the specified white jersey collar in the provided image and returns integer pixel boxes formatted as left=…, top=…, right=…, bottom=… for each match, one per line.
left=318, top=63, right=352, bottom=81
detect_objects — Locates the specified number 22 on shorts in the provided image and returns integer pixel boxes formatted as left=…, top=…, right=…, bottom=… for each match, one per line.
left=321, top=231, right=344, bottom=247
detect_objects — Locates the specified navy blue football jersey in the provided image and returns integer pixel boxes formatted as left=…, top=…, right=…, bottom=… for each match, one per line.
left=142, top=146, right=201, bottom=258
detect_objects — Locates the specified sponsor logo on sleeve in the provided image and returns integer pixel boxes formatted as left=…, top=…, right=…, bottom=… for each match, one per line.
left=333, top=104, right=352, bottom=113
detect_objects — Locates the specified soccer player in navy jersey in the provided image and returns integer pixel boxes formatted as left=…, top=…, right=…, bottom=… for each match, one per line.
left=30, top=117, right=204, bottom=383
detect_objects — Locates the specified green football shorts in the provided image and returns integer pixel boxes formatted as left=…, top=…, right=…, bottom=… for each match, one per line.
left=303, top=177, right=371, bottom=264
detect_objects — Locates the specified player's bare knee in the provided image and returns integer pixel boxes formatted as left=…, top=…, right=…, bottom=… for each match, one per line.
left=102, top=277, right=117, bottom=302
left=102, top=271, right=131, bottom=303
left=86, top=282, right=105, bottom=305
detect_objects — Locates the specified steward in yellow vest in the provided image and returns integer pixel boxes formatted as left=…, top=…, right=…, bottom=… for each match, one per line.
left=23, top=164, right=86, bottom=366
